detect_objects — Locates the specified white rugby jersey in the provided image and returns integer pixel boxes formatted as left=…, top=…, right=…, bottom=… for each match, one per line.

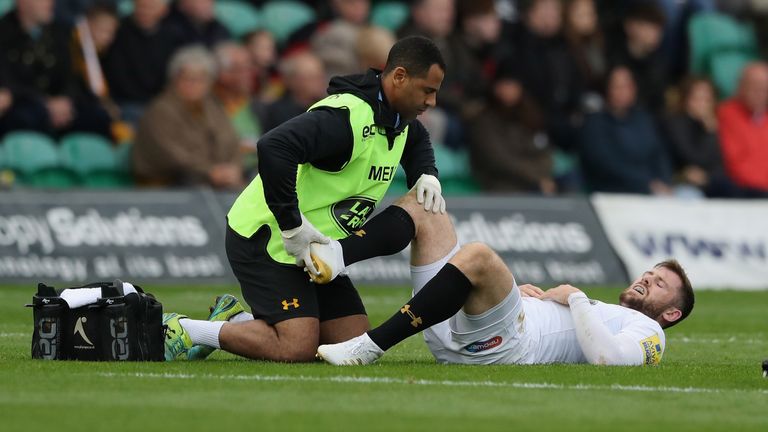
left=522, top=293, right=666, bottom=365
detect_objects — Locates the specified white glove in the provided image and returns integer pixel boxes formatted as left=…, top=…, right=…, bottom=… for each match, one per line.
left=281, top=214, right=330, bottom=275
left=414, top=174, right=446, bottom=214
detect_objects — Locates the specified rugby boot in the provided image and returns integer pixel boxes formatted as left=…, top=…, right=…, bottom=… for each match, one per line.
left=186, top=294, right=244, bottom=360
left=316, top=333, right=384, bottom=365
left=163, top=313, right=193, bottom=361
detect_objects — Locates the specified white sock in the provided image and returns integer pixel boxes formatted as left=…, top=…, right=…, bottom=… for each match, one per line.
left=229, top=311, right=253, bottom=323
left=179, top=319, right=224, bottom=348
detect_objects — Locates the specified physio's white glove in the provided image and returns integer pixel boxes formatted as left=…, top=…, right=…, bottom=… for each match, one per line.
left=281, top=214, right=330, bottom=275
left=414, top=174, right=446, bottom=214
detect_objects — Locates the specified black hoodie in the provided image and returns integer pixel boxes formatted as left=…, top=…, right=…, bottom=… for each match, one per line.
left=257, top=69, right=438, bottom=231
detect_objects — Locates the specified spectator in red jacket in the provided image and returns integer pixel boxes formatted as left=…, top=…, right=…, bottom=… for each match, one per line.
left=717, top=62, right=768, bottom=196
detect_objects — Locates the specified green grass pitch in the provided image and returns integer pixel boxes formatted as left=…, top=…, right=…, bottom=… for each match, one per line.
left=1, top=284, right=766, bottom=431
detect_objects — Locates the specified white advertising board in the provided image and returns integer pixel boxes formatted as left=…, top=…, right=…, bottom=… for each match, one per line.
left=591, top=194, right=768, bottom=290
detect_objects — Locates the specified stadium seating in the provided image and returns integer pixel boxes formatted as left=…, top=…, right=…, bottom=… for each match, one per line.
left=214, top=0, right=262, bottom=38
left=1, top=131, right=78, bottom=188
left=434, top=146, right=480, bottom=195
left=261, top=0, right=316, bottom=45
left=708, top=50, right=755, bottom=97
left=688, top=13, right=758, bottom=79
left=386, top=145, right=479, bottom=196
left=117, top=0, right=133, bottom=17
left=370, top=1, right=409, bottom=32
left=59, top=133, right=132, bottom=188
left=0, top=0, right=12, bottom=17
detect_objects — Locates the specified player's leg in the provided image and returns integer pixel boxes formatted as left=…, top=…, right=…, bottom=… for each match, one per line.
left=165, top=225, right=324, bottom=362
left=317, top=242, right=514, bottom=365
left=316, top=276, right=370, bottom=344
left=312, top=189, right=458, bottom=283
left=368, top=242, right=511, bottom=349
left=390, top=189, right=458, bottom=267
left=219, top=317, right=319, bottom=362
left=312, top=190, right=453, bottom=344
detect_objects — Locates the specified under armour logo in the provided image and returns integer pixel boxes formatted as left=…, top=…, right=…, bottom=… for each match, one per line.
left=41, top=298, right=50, bottom=304
left=105, top=299, right=114, bottom=305
left=353, top=229, right=366, bottom=238
left=73, top=317, right=94, bottom=346
left=400, top=304, right=422, bottom=328
left=282, top=298, right=300, bottom=310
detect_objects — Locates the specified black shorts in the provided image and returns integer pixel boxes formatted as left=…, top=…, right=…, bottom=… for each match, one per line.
left=225, top=223, right=366, bottom=325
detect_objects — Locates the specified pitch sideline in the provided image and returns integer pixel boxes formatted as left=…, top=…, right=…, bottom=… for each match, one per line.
left=96, top=372, right=768, bottom=395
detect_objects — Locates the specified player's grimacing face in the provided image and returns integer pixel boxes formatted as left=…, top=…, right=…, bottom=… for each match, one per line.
left=620, top=266, right=682, bottom=319
left=399, top=64, right=444, bottom=122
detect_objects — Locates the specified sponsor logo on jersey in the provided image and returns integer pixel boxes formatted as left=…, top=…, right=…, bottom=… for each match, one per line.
left=331, top=197, right=376, bottom=234
left=465, top=336, right=503, bottom=353
left=368, top=165, right=397, bottom=182
left=362, top=124, right=384, bottom=140
left=640, top=334, right=663, bottom=365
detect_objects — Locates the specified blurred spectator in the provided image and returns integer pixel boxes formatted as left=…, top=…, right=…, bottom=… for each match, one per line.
left=355, top=25, right=396, bottom=71
left=453, top=0, right=506, bottom=119
left=166, top=0, right=231, bottom=48
left=468, top=59, right=555, bottom=194
left=242, top=29, right=280, bottom=101
left=563, top=0, right=607, bottom=106
left=70, top=3, right=129, bottom=141
left=262, top=52, right=327, bottom=132
left=663, top=77, right=736, bottom=197
left=103, top=0, right=179, bottom=124
left=311, top=21, right=361, bottom=78
left=55, top=0, right=117, bottom=25
left=286, top=0, right=370, bottom=57
left=310, top=0, right=371, bottom=78
left=579, top=66, right=672, bottom=194
left=607, top=1, right=669, bottom=116
left=399, top=0, right=471, bottom=148
left=508, top=0, right=583, bottom=150
left=133, top=46, right=243, bottom=188
left=213, top=41, right=265, bottom=177
left=0, top=0, right=111, bottom=138
left=655, top=0, right=715, bottom=80
left=724, top=0, right=768, bottom=59
left=717, top=62, right=768, bottom=196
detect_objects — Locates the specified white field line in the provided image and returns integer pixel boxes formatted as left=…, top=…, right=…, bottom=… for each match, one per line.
left=96, top=372, right=768, bottom=395
left=0, top=332, right=26, bottom=337
left=671, top=337, right=766, bottom=345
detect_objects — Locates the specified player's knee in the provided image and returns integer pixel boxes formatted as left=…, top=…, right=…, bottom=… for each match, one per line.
left=452, top=243, right=498, bottom=276
left=276, top=343, right=318, bottom=362
left=271, top=332, right=318, bottom=362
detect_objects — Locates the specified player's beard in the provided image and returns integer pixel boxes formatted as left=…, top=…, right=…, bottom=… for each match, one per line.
left=619, top=289, right=667, bottom=321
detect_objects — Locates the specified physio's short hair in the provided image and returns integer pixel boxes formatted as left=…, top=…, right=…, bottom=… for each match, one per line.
left=655, top=259, right=694, bottom=328
left=167, top=45, right=217, bottom=81
left=382, top=36, right=446, bottom=78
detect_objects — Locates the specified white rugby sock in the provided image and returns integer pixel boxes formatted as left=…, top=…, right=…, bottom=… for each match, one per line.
left=229, top=312, right=254, bottom=323
left=179, top=319, right=223, bottom=349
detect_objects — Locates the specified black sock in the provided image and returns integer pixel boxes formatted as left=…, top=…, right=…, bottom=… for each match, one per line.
left=368, top=264, right=472, bottom=351
left=339, top=205, right=415, bottom=266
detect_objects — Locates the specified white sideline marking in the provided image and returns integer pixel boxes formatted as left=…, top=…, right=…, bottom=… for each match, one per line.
left=96, top=372, right=768, bottom=395
left=0, top=332, right=26, bottom=337
left=672, top=336, right=765, bottom=345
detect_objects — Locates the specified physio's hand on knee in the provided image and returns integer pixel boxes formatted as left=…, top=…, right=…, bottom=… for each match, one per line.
left=414, top=174, right=446, bottom=214
left=281, top=214, right=330, bottom=275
